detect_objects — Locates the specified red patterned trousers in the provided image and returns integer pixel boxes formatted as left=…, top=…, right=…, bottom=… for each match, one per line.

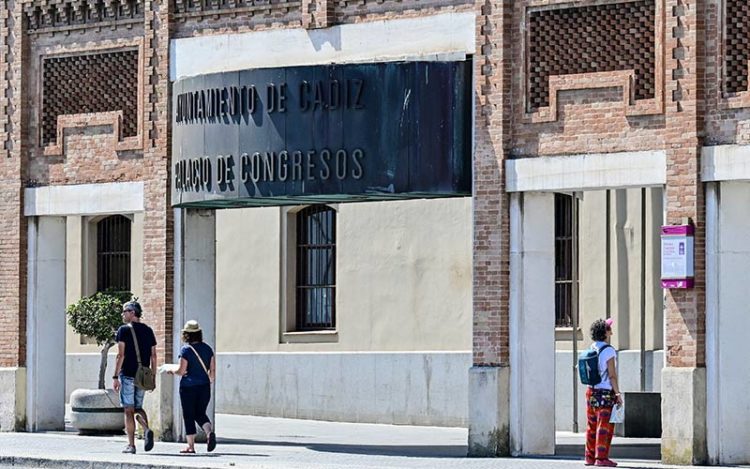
left=585, top=387, right=615, bottom=462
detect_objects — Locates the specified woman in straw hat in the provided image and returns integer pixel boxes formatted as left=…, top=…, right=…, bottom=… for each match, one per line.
left=168, top=320, right=217, bottom=454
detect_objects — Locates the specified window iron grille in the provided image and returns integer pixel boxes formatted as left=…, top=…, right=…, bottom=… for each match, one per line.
left=97, top=215, right=131, bottom=293
left=555, top=194, right=578, bottom=328
left=295, top=205, right=336, bottom=330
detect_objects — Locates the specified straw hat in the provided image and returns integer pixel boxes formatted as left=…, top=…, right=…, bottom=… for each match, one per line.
left=182, top=320, right=202, bottom=333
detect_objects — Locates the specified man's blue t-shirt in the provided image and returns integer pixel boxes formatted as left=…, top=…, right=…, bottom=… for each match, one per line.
left=179, top=342, right=214, bottom=387
left=115, top=322, right=157, bottom=378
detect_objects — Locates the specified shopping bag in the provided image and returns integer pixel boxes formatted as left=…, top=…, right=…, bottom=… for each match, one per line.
left=610, top=403, right=625, bottom=424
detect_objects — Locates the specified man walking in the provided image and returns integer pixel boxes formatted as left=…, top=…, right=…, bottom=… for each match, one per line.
left=112, top=300, right=157, bottom=454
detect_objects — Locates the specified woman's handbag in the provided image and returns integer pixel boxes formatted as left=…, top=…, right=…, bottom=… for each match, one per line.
left=609, top=403, right=625, bottom=424
left=128, top=324, right=156, bottom=391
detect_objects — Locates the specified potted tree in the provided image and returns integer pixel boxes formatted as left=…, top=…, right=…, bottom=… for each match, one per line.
left=66, top=290, right=133, bottom=433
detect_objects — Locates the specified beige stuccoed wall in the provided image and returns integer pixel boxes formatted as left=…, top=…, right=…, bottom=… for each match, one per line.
left=215, top=197, right=473, bottom=352
left=215, top=206, right=282, bottom=352
left=557, top=188, right=664, bottom=352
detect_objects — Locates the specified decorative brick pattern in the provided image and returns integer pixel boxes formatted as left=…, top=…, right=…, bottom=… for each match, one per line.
left=0, top=2, right=9, bottom=157
left=302, top=0, right=334, bottom=28
left=172, top=0, right=300, bottom=20
left=725, top=0, right=750, bottom=95
left=334, top=0, right=471, bottom=22
left=671, top=0, right=687, bottom=111
left=41, top=50, right=138, bottom=146
left=23, top=0, right=143, bottom=32
left=527, top=0, right=655, bottom=111
left=174, top=0, right=282, bottom=13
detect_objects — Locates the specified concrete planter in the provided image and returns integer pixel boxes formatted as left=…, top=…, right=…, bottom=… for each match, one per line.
left=69, top=388, right=123, bottom=434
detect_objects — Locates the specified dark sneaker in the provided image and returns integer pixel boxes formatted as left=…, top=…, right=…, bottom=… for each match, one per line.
left=207, top=431, right=216, bottom=452
left=122, top=445, right=136, bottom=454
left=144, top=429, right=154, bottom=452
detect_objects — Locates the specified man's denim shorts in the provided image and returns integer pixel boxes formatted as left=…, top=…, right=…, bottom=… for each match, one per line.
left=119, top=375, right=145, bottom=409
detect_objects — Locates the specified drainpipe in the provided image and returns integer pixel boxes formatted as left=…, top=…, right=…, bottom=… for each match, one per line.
left=571, top=193, right=580, bottom=433
left=640, top=188, right=647, bottom=392
left=606, top=190, right=611, bottom=320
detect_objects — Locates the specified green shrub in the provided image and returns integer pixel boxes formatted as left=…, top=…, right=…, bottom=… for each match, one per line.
left=67, top=290, right=134, bottom=389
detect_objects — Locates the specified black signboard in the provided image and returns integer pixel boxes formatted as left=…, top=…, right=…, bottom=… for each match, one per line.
left=171, top=60, right=472, bottom=208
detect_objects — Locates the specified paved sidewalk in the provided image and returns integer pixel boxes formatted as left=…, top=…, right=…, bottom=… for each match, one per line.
left=0, top=414, right=737, bottom=469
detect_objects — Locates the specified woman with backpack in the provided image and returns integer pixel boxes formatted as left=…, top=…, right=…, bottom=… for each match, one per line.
left=584, top=318, right=622, bottom=467
left=167, top=320, right=217, bottom=454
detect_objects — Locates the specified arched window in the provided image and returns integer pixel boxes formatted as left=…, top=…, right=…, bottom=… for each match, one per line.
left=97, top=215, right=131, bottom=292
left=296, top=205, right=336, bottom=330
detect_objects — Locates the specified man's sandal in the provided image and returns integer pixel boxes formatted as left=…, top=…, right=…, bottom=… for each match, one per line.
left=144, top=429, right=154, bottom=452
left=179, top=447, right=195, bottom=454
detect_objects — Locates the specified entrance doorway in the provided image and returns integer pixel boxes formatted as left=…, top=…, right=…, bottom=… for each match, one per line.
left=505, top=150, right=667, bottom=456
left=552, top=188, right=664, bottom=459
left=25, top=182, right=145, bottom=433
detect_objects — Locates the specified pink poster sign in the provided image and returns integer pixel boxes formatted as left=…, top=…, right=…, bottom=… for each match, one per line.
left=660, top=224, right=694, bottom=289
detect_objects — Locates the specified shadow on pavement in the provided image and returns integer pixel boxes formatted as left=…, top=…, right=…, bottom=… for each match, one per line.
left=218, top=437, right=467, bottom=458
left=525, top=455, right=681, bottom=469
left=556, top=443, right=661, bottom=460
left=148, top=451, right=269, bottom=458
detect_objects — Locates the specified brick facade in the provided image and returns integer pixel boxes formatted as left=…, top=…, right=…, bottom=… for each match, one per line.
left=0, top=0, right=743, bottom=446
left=500, top=0, right=713, bottom=373
left=0, top=0, right=481, bottom=369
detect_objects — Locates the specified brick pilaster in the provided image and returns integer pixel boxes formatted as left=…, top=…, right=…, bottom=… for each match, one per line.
left=0, top=0, right=26, bottom=368
left=472, top=0, right=512, bottom=367
left=664, top=0, right=706, bottom=369
left=142, top=0, right=174, bottom=364
left=662, top=0, right=708, bottom=463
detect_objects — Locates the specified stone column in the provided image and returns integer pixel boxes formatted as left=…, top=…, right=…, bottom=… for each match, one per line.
left=25, top=216, right=67, bottom=431
left=173, top=208, right=216, bottom=441
left=508, top=192, right=555, bottom=455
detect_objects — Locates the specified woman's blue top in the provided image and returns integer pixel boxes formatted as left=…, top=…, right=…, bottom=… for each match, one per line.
left=179, top=342, right=214, bottom=388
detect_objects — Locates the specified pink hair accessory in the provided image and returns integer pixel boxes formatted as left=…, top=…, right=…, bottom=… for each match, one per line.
left=605, top=318, right=614, bottom=327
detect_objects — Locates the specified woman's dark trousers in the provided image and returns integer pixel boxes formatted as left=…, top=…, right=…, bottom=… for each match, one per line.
left=180, top=383, right=211, bottom=435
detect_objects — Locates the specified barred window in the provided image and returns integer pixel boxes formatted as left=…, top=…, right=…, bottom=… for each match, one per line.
left=555, top=194, right=578, bottom=328
left=295, top=206, right=336, bottom=330
left=97, top=215, right=131, bottom=292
